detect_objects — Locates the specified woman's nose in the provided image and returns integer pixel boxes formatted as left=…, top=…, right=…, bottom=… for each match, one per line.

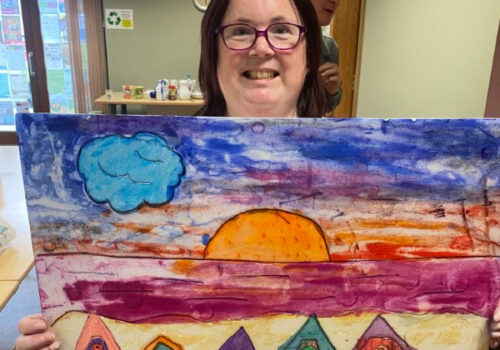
left=249, top=35, right=275, bottom=56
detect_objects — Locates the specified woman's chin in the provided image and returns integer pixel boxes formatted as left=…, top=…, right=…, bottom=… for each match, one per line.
left=244, top=91, right=279, bottom=108
left=227, top=91, right=296, bottom=117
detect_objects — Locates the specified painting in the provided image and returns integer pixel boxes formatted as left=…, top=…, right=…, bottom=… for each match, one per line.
left=16, top=114, right=500, bottom=349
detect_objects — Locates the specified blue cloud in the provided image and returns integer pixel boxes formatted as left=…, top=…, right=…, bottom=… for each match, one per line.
left=78, top=133, right=184, bottom=213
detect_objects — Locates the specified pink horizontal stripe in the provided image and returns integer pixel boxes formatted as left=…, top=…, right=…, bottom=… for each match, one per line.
left=36, top=254, right=500, bottom=324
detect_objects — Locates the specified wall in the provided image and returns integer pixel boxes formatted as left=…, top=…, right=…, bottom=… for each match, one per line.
left=356, top=0, right=500, bottom=118
left=103, top=0, right=203, bottom=114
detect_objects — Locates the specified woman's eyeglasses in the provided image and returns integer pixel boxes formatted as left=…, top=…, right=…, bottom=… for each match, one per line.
left=216, top=22, right=306, bottom=51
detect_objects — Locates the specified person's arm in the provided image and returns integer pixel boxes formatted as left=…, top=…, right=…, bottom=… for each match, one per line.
left=319, top=36, right=342, bottom=114
left=319, top=62, right=342, bottom=113
left=325, top=81, right=342, bottom=112
left=15, top=314, right=60, bottom=350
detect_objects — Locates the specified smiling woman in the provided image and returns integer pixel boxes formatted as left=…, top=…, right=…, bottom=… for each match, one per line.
left=196, top=0, right=325, bottom=117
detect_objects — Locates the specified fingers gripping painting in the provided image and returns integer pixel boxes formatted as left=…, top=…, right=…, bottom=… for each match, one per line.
left=16, top=114, right=500, bottom=349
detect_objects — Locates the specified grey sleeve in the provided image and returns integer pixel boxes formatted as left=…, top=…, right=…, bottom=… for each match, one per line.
left=321, top=36, right=342, bottom=112
left=325, top=87, right=342, bottom=112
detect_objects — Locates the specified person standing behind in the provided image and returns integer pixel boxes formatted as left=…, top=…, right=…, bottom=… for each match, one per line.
left=310, top=0, right=342, bottom=115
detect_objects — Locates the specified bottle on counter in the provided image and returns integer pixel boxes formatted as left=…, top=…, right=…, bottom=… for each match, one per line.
left=155, top=79, right=168, bottom=101
left=178, top=80, right=191, bottom=100
left=168, top=84, right=177, bottom=100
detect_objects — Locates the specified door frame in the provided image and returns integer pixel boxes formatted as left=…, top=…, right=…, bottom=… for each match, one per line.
left=485, top=19, right=500, bottom=118
left=330, top=0, right=366, bottom=118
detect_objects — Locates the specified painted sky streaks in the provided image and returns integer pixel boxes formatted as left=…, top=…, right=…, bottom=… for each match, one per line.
left=16, top=114, right=500, bottom=260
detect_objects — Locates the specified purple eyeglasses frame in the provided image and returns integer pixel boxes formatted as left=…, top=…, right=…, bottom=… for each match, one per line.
left=215, top=22, right=307, bottom=51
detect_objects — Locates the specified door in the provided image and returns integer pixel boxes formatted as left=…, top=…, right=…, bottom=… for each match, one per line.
left=0, top=0, right=81, bottom=127
left=0, top=0, right=48, bottom=126
left=330, top=0, right=365, bottom=118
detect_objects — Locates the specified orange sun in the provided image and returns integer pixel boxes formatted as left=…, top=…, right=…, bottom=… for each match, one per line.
left=204, top=209, right=330, bottom=262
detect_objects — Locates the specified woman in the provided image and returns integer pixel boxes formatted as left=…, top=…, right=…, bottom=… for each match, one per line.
left=14, top=0, right=325, bottom=349
left=195, top=0, right=325, bottom=117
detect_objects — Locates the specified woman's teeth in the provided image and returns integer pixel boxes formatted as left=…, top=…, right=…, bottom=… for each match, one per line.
left=244, top=71, right=278, bottom=80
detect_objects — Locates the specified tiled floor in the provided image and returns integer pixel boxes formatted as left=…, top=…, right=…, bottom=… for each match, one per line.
left=0, top=267, right=41, bottom=350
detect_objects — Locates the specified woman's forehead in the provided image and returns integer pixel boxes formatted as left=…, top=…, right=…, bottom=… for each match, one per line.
left=222, top=0, right=300, bottom=25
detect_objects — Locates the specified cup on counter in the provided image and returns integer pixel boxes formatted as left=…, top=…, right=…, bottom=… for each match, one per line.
left=105, top=89, right=113, bottom=99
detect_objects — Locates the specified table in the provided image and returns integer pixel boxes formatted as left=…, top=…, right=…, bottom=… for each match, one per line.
left=95, top=92, right=204, bottom=114
left=0, top=146, right=34, bottom=310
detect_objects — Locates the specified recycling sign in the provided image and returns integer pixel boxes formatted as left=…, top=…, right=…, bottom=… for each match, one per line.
left=107, top=11, right=121, bottom=26
left=105, top=9, right=134, bottom=30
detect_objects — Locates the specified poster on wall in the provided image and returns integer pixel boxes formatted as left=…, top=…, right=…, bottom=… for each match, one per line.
left=0, top=0, right=19, bottom=15
left=1, top=15, right=23, bottom=44
left=15, top=100, right=30, bottom=113
left=5, top=45, right=26, bottom=71
left=46, top=69, right=65, bottom=94
left=9, top=73, right=30, bottom=99
left=38, top=0, right=58, bottom=14
left=105, top=9, right=134, bottom=30
left=0, top=101, right=13, bottom=124
left=49, top=94, right=68, bottom=113
left=40, top=14, right=61, bottom=42
left=0, top=73, right=10, bottom=97
left=44, top=43, right=63, bottom=70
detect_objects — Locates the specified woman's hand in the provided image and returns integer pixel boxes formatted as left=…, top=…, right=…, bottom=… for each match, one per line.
left=491, top=300, right=500, bottom=349
left=15, top=314, right=60, bottom=350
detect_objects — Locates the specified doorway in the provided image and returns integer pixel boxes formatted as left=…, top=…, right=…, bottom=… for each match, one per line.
left=330, top=0, right=365, bottom=118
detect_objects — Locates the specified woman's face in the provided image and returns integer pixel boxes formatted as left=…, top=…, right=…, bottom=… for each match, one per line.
left=217, top=0, right=307, bottom=118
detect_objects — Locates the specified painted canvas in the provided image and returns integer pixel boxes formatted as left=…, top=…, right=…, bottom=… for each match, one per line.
left=16, top=114, right=500, bottom=349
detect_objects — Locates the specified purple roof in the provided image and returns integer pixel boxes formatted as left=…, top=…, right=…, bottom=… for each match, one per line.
left=354, top=315, right=416, bottom=350
left=219, top=327, right=255, bottom=350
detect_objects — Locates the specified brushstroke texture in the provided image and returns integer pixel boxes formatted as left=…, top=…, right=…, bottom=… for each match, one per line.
left=16, top=115, right=500, bottom=261
left=36, top=254, right=500, bottom=324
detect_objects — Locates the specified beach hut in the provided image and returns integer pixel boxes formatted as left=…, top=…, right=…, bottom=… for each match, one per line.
left=75, top=314, right=120, bottom=350
left=142, top=335, right=184, bottom=350
left=219, top=327, right=255, bottom=350
left=353, top=315, right=416, bottom=350
left=278, top=315, right=336, bottom=350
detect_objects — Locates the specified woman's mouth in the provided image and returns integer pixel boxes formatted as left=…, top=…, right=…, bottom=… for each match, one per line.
left=243, top=71, right=279, bottom=80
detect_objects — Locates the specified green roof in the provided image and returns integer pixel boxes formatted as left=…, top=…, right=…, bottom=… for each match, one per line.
left=278, top=315, right=336, bottom=350
left=153, top=343, right=173, bottom=350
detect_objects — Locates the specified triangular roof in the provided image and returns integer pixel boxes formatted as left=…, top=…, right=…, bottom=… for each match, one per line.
left=142, top=335, right=183, bottom=350
left=279, top=315, right=336, bottom=350
left=219, top=327, right=255, bottom=350
left=353, top=315, right=416, bottom=350
left=75, top=314, right=120, bottom=350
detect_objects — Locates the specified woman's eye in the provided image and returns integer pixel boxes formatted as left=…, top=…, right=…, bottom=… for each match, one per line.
left=271, top=25, right=291, bottom=34
left=230, top=27, right=252, bottom=36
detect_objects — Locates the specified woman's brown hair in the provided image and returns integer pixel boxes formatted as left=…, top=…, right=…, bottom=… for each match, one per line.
left=195, top=0, right=325, bottom=117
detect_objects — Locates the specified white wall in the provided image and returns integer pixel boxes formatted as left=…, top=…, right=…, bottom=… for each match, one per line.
left=356, top=0, right=500, bottom=118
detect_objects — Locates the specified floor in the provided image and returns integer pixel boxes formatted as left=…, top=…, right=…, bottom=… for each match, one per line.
left=0, top=267, right=41, bottom=350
